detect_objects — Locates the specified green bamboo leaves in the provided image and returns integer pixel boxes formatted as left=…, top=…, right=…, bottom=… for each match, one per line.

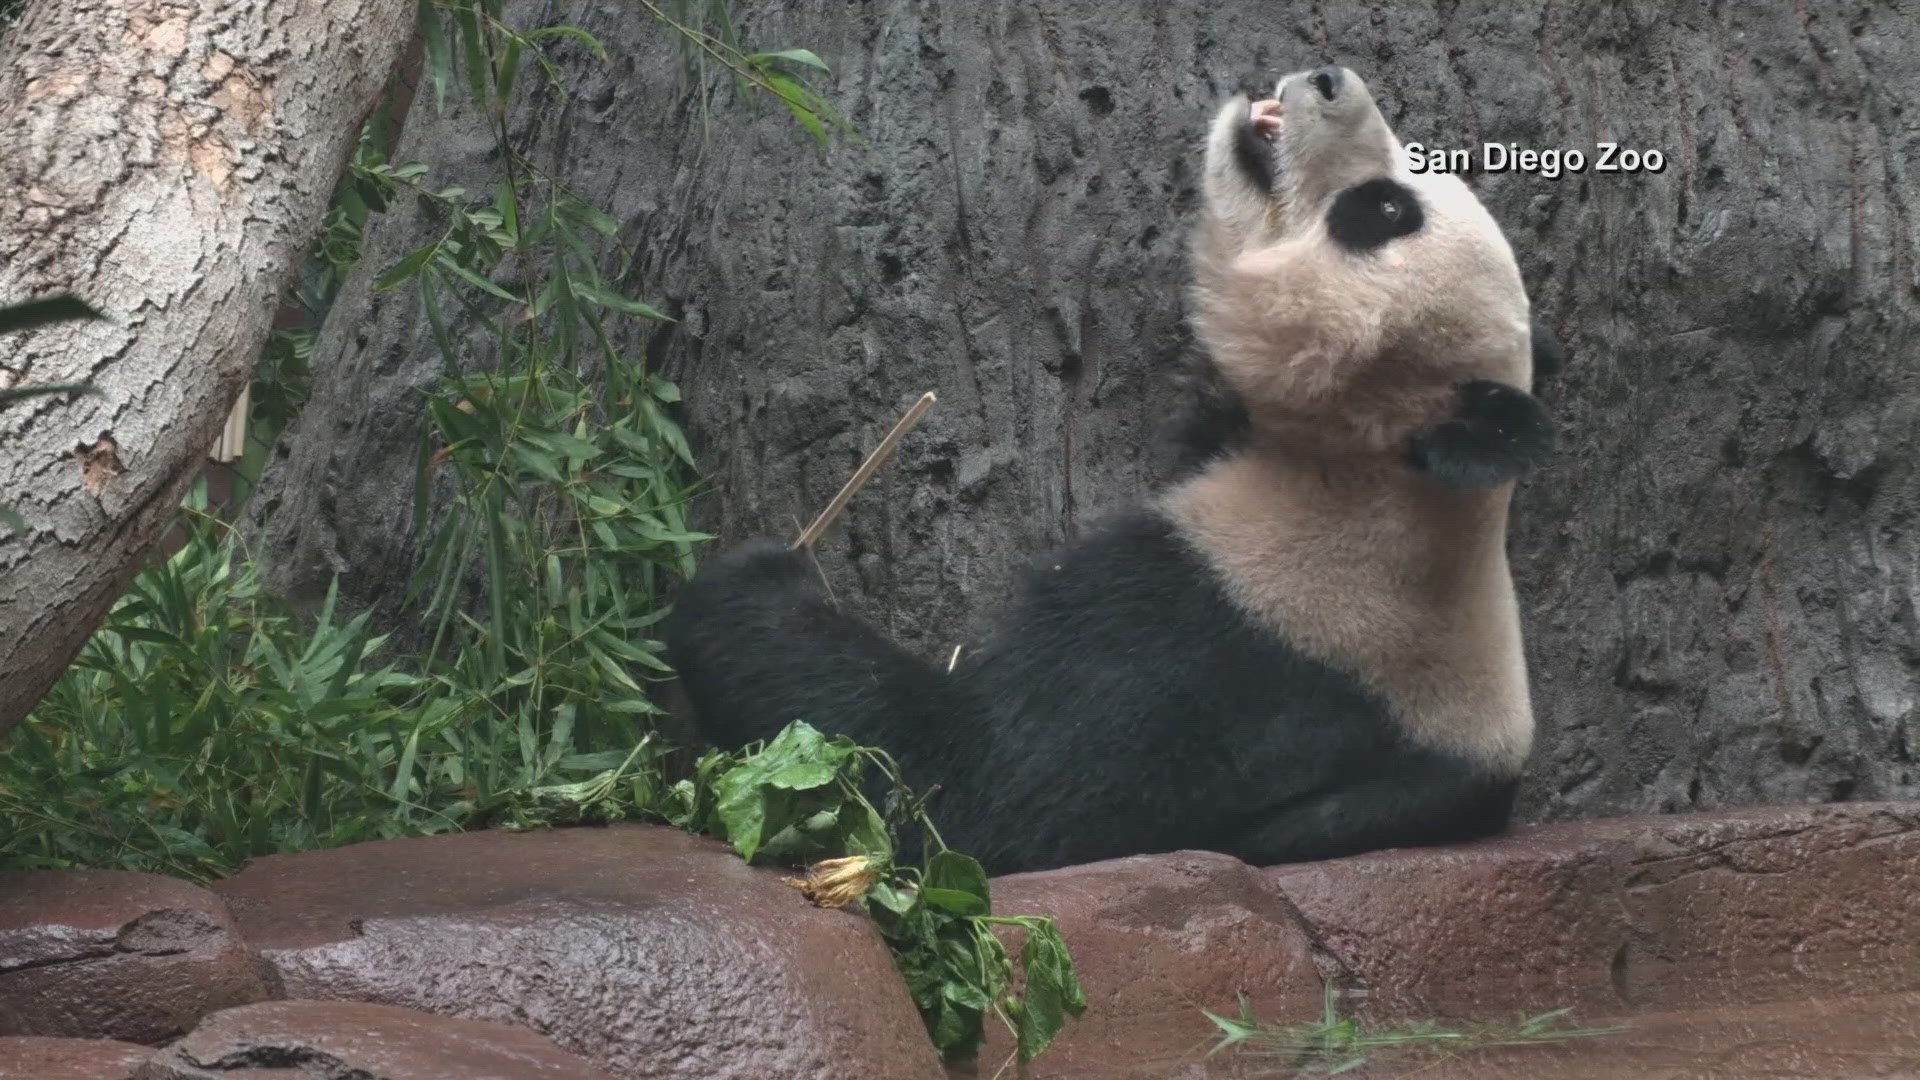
left=678, top=722, right=1086, bottom=1065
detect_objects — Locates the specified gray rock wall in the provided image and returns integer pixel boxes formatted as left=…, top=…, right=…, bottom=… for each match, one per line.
left=252, top=1, right=1920, bottom=824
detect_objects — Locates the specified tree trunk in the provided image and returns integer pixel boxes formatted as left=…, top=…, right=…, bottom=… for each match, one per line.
left=252, top=2, right=1920, bottom=824
left=0, top=0, right=415, bottom=738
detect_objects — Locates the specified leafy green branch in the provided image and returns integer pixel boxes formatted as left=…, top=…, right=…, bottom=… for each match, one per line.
left=636, top=0, right=848, bottom=144
left=675, top=723, right=1087, bottom=1066
left=484, top=720, right=1087, bottom=1066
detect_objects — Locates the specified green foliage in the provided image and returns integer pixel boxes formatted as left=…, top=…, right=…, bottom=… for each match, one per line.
left=689, top=721, right=891, bottom=862
left=465, top=735, right=667, bottom=830
left=384, top=3, right=708, bottom=807
left=1204, top=984, right=1623, bottom=1075
left=682, top=722, right=1088, bottom=1066
left=0, top=501, right=430, bottom=880
left=449, top=718, right=1089, bottom=1065
left=639, top=0, right=849, bottom=146
left=4, top=1, right=1077, bottom=1070
left=3, top=0, right=843, bottom=872
left=249, top=117, right=422, bottom=457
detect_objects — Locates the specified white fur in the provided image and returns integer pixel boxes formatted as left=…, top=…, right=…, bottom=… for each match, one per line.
left=1193, top=71, right=1532, bottom=451
left=1172, top=68, right=1538, bottom=770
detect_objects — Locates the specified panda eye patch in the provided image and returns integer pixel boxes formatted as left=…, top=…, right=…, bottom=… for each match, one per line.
left=1327, top=178, right=1425, bottom=251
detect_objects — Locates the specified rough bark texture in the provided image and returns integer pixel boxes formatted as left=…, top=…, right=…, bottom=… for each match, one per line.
left=251, top=2, right=1919, bottom=824
left=0, top=0, right=415, bottom=737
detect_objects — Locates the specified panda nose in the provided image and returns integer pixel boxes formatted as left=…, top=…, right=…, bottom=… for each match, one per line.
left=1309, top=66, right=1343, bottom=101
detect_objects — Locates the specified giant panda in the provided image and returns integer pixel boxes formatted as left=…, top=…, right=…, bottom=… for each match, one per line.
left=665, top=66, right=1557, bottom=874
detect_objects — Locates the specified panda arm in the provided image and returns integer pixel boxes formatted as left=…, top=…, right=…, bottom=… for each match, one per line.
left=933, top=511, right=1392, bottom=870
left=1215, top=757, right=1519, bottom=864
left=663, top=540, right=954, bottom=754
left=1406, top=379, right=1555, bottom=488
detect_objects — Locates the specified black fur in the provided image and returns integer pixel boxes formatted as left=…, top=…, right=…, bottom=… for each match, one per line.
left=1326, top=178, right=1425, bottom=252
left=1531, top=322, right=1563, bottom=390
left=1307, top=67, right=1344, bottom=101
left=1407, top=379, right=1555, bottom=487
left=1168, top=356, right=1252, bottom=476
left=666, top=511, right=1518, bottom=874
left=1230, top=108, right=1278, bottom=193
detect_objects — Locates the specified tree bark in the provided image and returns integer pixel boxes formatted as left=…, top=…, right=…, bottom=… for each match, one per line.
left=0, top=0, right=415, bottom=738
left=253, top=1, right=1920, bottom=824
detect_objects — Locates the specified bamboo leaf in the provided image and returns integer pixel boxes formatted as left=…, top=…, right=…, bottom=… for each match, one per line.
left=570, top=281, right=670, bottom=321
left=418, top=0, right=451, bottom=110
left=375, top=238, right=444, bottom=291
left=750, top=48, right=830, bottom=73
left=437, top=255, right=519, bottom=302
left=525, top=24, right=608, bottom=60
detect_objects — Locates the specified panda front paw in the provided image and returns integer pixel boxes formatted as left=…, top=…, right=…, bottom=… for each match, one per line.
left=1408, top=380, right=1554, bottom=488
left=1228, top=95, right=1281, bottom=193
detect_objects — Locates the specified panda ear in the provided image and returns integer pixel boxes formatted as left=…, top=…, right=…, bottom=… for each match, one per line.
left=1407, top=380, right=1555, bottom=488
left=1530, top=323, right=1564, bottom=391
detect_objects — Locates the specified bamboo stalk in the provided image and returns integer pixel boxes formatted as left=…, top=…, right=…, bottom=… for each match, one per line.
left=792, top=391, right=937, bottom=550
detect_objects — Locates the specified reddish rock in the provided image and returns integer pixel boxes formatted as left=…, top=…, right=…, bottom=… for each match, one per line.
left=957, top=851, right=1330, bottom=1079
left=133, top=1000, right=615, bottom=1079
left=0, top=1036, right=150, bottom=1079
left=952, top=804, right=1920, bottom=1078
left=211, top=824, right=943, bottom=1079
left=0, top=870, right=266, bottom=1042
left=1265, top=803, right=1920, bottom=1021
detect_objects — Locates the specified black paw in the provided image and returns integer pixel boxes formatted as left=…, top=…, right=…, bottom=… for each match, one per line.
left=1408, top=380, right=1554, bottom=488
left=1169, top=359, right=1253, bottom=477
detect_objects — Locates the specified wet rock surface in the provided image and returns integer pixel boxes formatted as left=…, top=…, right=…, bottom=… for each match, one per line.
left=1265, top=803, right=1920, bottom=1021
left=959, top=803, right=1920, bottom=1078
left=0, top=870, right=266, bottom=1042
left=0, top=1036, right=150, bottom=1079
left=5, top=809, right=1920, bottom=1078
left=956, top=851, right=1329, bottom=1079
left=134, top=1000, right=615, bottom=1079
left=209, top=824, right=944, bottom=1080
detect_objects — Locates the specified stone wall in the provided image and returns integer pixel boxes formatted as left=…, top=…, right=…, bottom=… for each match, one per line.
left=250, top=1, right=1920, bottom=823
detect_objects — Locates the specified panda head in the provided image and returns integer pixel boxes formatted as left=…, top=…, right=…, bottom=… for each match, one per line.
left=1190, top=66, right=1536, bottom=461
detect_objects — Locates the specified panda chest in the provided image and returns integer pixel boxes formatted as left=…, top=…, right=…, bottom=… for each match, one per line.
left=1157, top=463, right=1534, bottom=769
